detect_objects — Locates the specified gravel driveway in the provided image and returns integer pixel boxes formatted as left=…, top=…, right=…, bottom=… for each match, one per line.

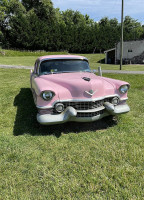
left=0, top=64, right=144, bottom=74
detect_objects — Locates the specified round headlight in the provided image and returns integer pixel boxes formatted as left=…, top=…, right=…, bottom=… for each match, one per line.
left=55, top=103, right=64, bottom=113
left=111, top=97, right=119, bottom=105
left=41, top=91, right=55, bottom=101
left=119, top=85, right=129, bottom=94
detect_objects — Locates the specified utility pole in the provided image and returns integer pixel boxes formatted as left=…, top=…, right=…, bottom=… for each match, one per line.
left=120, top=0, right=124, bottom=70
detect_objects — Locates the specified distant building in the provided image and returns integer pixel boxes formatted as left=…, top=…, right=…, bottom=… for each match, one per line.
left=104, top=48, right=116, bottom=64
left=104, top=40, right=144, bottom=64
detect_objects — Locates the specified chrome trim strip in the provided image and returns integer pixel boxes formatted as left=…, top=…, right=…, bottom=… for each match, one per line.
left=120, top=97, right=128, bottom=101
left=37, top=105, right=54, bottom=109
left=57, top=94, right=120, bottom=103
left=36, top=94, right=122, bottom=109
left=77, top=106, right=105, bottom=113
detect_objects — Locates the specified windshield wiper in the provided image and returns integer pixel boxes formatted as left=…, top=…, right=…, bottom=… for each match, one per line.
left=41, top=70, right=91, bottom=75
left=40, top=72, right=52, bottom=75
left=59, top=71, right=91, bottom=73
left=51, top=71, right=75, bottom=74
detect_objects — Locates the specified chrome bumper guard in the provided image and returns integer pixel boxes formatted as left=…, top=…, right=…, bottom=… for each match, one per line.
left=37, top=103, right=130, bottom=125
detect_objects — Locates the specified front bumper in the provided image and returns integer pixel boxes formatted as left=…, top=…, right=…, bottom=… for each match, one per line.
left=37, top=102, right=130, bottom=125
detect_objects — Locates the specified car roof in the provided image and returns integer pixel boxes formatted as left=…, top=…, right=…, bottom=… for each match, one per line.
left=37, top=55, right=88, bottom=62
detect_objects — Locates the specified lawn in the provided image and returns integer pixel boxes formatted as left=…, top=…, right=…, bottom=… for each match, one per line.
left=0, top=49, right=144, bottom=71
left=0, top=68, right=144, bottom=199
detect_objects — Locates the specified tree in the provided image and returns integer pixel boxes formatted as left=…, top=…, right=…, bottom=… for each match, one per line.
left=98, top=17, right=120, bottom=50
left=0, top=1, right=144, bottom=52
left=0, top=0, right=10, bottom=47
left=6, top=0, right=57, bottom=50
left=124, top=16, right=143, bottom=41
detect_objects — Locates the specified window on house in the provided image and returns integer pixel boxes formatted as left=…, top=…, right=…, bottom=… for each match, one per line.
left=128, top=49, right=133, bottom=52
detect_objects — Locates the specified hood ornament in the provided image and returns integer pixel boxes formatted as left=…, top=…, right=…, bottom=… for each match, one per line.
left=85, top=89, right=97, bottom=96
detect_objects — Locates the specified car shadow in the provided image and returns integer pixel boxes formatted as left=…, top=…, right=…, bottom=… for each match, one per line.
left=13, top=88, right=118, bottom=137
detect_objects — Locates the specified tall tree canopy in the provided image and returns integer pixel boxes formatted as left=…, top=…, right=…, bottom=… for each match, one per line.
left=0, top=0, right=144, bottom=52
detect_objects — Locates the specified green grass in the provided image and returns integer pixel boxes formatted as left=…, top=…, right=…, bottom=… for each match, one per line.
left=0, top=56, right=39, bottom=66
left=81, top=53, right=144, bottom=71
left=0, top=68, right=144, bottom=199
left=0, top=49, right=68, bottom=57
left=0, top=50, right=144, bottom=71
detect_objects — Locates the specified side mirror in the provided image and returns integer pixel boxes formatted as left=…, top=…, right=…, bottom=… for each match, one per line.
left=92, top=69, right=97, bottom=73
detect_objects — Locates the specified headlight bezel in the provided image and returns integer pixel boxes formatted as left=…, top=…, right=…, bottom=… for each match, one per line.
left=119, top=84, right=130, bottom=94
left=41, top=90, right=55, bottom=101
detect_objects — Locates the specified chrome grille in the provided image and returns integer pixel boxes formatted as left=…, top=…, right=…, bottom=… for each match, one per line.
left=62, top=97, right=113, bottom=110
left=77, top=110, right=104, bottom=118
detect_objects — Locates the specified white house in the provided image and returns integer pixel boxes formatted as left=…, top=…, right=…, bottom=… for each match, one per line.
left=104, top=40, right=144, bottom=64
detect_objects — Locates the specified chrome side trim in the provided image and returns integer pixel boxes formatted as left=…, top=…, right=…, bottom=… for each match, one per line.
left=36, top=105, right=54, bottom=109
left=121, top=97, right=128, bottom=101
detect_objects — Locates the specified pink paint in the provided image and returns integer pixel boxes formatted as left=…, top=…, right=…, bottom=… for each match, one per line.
left=38, top=55, right=87, bottom=61
left=31, top=55, right=129, bottom=109
left=31, top=55, right=130, bottom=125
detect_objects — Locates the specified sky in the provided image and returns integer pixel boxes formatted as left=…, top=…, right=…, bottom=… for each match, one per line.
left=52, top=0, right=144, bottom=24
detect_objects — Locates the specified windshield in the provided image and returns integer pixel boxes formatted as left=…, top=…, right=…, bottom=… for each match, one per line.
left=39, top=59, right=91, bottom=75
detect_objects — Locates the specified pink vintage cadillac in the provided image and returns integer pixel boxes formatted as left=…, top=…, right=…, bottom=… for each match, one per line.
left=30, top=55, right=130, bottom=125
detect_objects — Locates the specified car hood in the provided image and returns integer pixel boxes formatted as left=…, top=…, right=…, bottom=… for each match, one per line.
left=38, top=72, right=115, bottom=100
